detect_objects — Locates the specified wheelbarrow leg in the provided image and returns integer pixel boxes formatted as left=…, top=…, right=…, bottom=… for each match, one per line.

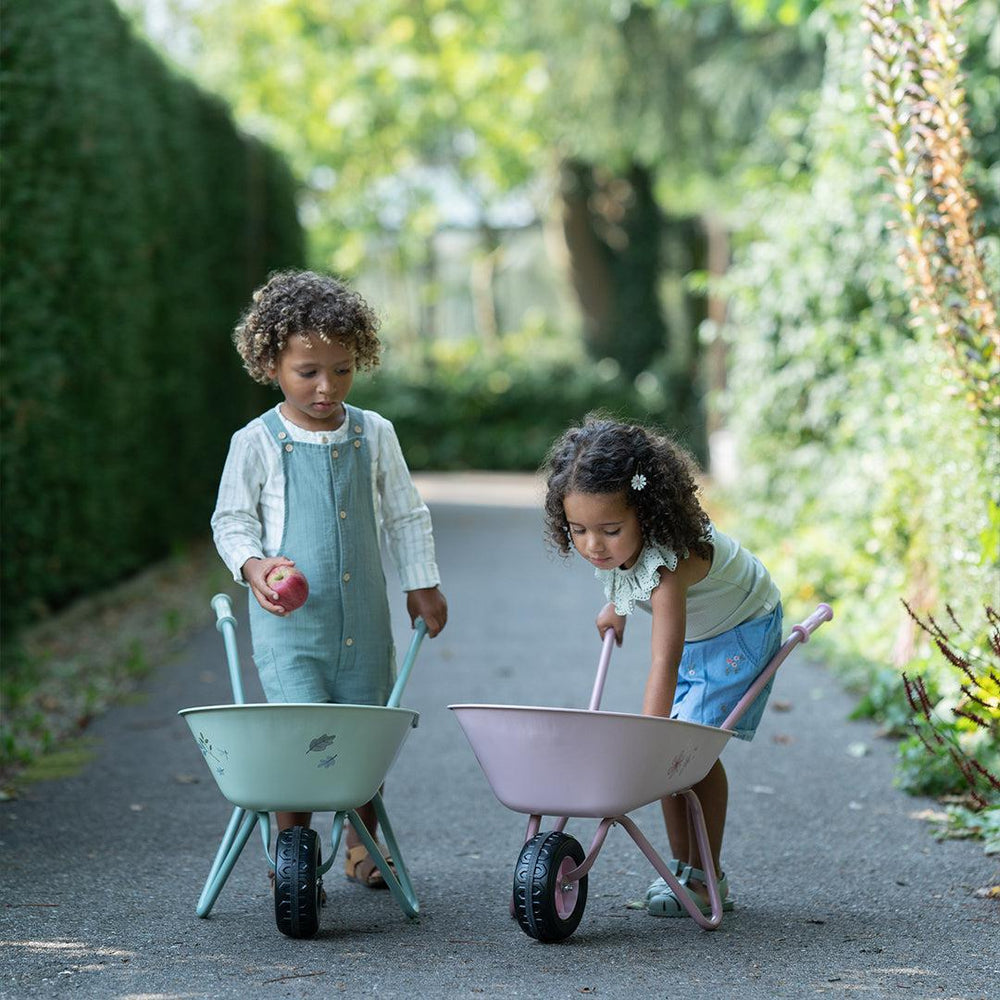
left=196, top=806, right=260, bottom=917
left=347, top=793, right=420, bottom=918
left=322, top=810, right=347, bottom=875
left=616, top=797, right=726, bottom=930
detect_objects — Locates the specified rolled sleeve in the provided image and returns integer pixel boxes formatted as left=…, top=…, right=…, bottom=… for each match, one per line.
left=211, top=429, right=267, bottom=584
left=371, top=415, right=441, bottom=592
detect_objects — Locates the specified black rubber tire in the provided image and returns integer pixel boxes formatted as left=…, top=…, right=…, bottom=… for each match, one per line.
left=274, top=826, right=322, bottom=939
left=513, top=831, right=588, bottom=942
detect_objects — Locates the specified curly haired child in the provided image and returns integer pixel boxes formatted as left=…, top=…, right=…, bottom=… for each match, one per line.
left=543, top=414, right=782, bottom=916
left=212, top=269, right=448, bottom=889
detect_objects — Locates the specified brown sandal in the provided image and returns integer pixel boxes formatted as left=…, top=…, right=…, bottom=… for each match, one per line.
left=344, top=844, right=395, bottom=889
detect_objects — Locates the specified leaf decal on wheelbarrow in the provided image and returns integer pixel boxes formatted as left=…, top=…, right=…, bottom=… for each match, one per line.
left=306, top=733, right=337, bottom=753
left=317, top=755, right=338, bottom=769
left=198, top=732, right=229, bottom=768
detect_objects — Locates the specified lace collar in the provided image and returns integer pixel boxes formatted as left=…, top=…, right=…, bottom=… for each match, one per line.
left=595, top=543, right=680, bottom=616
left=595, top=525, right=715, bottom=615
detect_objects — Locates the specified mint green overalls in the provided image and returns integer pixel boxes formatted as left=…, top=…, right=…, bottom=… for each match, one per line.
left=248, top=405, right=394, bottom=705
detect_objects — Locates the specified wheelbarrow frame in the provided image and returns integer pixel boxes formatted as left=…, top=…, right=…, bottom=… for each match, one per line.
left=181, top=594, right=426, bottom=925
left=451, top=603, right=833, bottom=937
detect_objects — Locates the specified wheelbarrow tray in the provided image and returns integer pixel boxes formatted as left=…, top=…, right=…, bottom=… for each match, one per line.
left=180, top=703, right=417, bottom=813
left=449, top=704, right=731, bottom=818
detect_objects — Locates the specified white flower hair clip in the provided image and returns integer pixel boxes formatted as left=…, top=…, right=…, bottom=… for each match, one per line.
left=630, top=472, right=647, bottom=491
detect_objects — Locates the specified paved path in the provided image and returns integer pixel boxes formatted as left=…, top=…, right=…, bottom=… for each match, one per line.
left=2, top=486, right=997, bottom=998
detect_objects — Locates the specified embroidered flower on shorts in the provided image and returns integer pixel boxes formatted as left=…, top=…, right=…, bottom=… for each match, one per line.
left=630, top=473, right=647, bottom=491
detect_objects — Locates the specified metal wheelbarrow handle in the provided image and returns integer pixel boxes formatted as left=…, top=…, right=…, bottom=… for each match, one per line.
left=588, top=629, right=618, bottom=711
left=387, top=617, right=428, bottom=708
left=720, top=602, right=833, bottom=731
left=211, top=593, right=246, bottom=704
left=209, top=593, right=428, bottom=710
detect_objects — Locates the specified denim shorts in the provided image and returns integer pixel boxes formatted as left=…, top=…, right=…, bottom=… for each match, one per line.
left=670, top=603, right=784, bottom=741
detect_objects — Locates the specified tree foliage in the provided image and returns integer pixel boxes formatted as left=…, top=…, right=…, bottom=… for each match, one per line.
left=127, top=0, right=548, bottom=275
left=863, top=0, right=998, bottom=425
left=721, top=0, right=998, bottom=802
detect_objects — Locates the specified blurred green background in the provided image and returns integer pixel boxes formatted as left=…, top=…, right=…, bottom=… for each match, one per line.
left=2, top=0, right=997, bottom=821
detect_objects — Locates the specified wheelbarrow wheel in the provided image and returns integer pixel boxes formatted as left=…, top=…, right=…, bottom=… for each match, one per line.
left=274, top=825, right=323, bottom=939
left=513, top=831, right=588, bottom=942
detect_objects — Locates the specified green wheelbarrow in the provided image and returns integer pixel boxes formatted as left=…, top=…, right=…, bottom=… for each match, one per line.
left=179, top=594, right=427, bottom=938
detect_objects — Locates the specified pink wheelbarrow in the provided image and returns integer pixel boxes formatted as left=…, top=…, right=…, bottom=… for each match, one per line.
left=450, top=603, right=833, bottom=942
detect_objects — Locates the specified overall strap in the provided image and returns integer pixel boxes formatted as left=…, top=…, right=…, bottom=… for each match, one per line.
left=260, top=407, right=287, bottom=442
left=343, top=404, right=366, bottom=440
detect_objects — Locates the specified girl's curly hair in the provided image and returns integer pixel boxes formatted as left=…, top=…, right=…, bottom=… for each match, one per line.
left=233, top=269, right=382, bottom=384
left=542, top=414, right=712, bottom=560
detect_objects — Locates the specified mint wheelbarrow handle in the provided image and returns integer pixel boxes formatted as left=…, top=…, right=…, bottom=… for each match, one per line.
left=386, top=617, right=428, bottom=709
left=211, top=593, right=246, bottom=705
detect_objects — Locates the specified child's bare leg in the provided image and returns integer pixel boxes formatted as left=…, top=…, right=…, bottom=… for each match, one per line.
left=345, top=800, right=378, bottom=847
left=658, top=760, right=729, bottom=895
left=682, top=760, right=729, bottom=902
left=276, top=811, right=312, bottom=831
left=660, top=792, right=690, bottom=862
left=344, top=790, right=393, bottom=887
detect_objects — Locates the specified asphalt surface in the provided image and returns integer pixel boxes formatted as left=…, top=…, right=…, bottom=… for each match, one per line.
left=2, top=489, right=997, bottom=999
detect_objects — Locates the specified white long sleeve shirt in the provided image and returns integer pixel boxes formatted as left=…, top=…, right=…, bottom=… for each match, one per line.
left=211, top=404, right=440, bottom=592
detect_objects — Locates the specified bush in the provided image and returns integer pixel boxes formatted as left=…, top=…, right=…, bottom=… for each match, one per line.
left=349, top=332, right=705, bottom=471
left=719, top=7, right=998, bottom=796
left=0, top=0, right=304, bottom=630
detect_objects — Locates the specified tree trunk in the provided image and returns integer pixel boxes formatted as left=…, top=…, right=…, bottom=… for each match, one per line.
left=559, top=158, right=683, bottom=379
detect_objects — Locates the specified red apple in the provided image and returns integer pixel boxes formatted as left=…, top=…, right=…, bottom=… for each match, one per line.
left=265, top=565, right=309, bottom=612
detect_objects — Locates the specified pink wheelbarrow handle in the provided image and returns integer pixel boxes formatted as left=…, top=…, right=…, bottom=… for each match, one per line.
left=720, top=603, right=833, bottom=731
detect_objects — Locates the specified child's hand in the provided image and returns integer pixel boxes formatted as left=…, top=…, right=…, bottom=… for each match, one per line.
left=406, top=586, right=448, bottom=637
left=597, top=601, right=626, bottom=645
left=242, top=555, right=296, bottom=616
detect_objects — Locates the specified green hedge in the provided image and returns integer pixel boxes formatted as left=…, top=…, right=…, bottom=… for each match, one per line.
left=0, top=0, right=304, bottom=629
left=349, top=341, right=705, bottom=472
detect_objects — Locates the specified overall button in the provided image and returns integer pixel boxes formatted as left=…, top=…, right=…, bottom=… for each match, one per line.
left=342, top=572, right=351, bottom=582
left=353, top=440, right=361, bottom=449
left=321, top=436, right=328, bottom=444
left=345, top=637, right=354, bottom=647
left=278, top=431, right=287, bottom=440
left=331, top=449, right=339, bottom=458
left=353, top=425, right=362, bottom=434
left=284, top=443, right=293, bottom=452
left=339, top=510, right=348, bottom=519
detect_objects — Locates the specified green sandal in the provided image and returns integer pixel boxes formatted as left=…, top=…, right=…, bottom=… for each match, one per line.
left=644, top=858, right=685, bottom=902
left=647, top=866, right=734, bottom=918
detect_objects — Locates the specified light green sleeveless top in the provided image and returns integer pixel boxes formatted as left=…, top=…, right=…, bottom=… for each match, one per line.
left=595, top=524, right=780, bottom=641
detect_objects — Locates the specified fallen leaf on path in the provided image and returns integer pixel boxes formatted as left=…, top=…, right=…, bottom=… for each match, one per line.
left=846, top=742, right=870, bottom=757
left=771, top=699, right=793, bottom=712
left=909, top=808, right=948, bottom=824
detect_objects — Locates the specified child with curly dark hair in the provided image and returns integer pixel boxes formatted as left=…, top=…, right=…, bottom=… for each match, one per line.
left=212, top=269, right=448, bottom=889
left=543, top=414, right=782, bottom=918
